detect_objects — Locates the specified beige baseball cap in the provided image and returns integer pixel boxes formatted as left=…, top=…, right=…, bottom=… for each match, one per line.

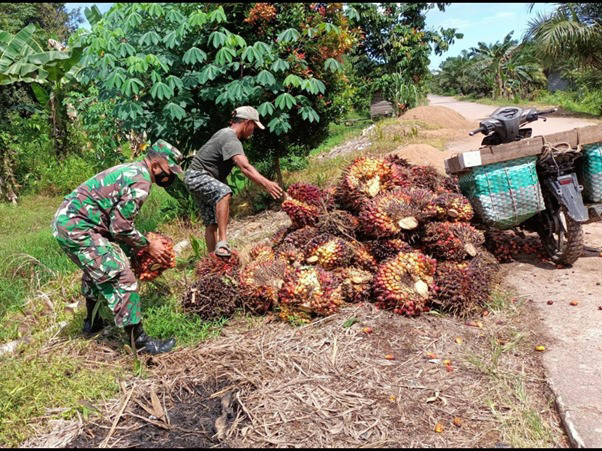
left=234, top=106, right=265, bottom=130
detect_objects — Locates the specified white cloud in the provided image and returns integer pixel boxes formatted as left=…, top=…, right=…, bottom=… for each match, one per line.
left=496, top=12, right=517, bottom=18
left=439, top=18, right=472, bottom=29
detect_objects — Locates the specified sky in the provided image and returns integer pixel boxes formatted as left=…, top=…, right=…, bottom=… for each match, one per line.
left=65, top=2, right=557, bottom=70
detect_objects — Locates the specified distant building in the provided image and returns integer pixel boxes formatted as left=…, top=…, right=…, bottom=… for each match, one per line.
left=547, top=70, right=574, bottom=93
left=370, top=91, right=394, bottom=119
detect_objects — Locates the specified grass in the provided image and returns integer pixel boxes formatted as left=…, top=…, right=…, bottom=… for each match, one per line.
left=309, top=120, right=372, bottom=156
left=460, top=289, right=561, bottom=448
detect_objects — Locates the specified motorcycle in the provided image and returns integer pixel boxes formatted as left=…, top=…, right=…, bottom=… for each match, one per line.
left=468, top=106, right=602, bottom=265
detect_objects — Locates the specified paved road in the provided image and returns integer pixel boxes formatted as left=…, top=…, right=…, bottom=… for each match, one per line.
left=428, top=94, right=597, bottom=155
left=428, top=95, right=602, bottom=447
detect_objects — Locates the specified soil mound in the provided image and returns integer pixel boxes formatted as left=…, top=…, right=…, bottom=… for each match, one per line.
left=402, top=105, right=474, bottom=130
left=387, top=143, right=449, bottom=175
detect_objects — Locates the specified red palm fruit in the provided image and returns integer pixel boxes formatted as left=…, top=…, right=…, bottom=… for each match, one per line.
left=409, top=165, right=445, bottom=192
left=304, top=233, right=355, bottom=270
left=196, top=250, right=241, bottom=278
left=239, top=255, right=291, bottom=314
left=282, top=198, right=321, bottom=229
left=280, top=225, right=320, bottom=251
left=373, top=250, right=437, bottom=316
left=316, top=209, right=360, bottom=238
left=431, top=192, right=474, bottom=222
left=366, top=239, right=414, bottom=262
left=278, top=266, right=342, bottom=316
left=332, top=266, right=373, bottom=303
left=350, top=241, right=379, bottom=272
left=422, top=222, right=484, bottom=261
left=132, top=232, right=176, bottom=281
left=287, top=182, right=333, bottom=209
left=431, top=251, right=499, bottom=317
left=182, top=274, right=241, bottom=320
left=359, top=191, right=419, bottom=238
left=249, top=244, right=275, bottom=261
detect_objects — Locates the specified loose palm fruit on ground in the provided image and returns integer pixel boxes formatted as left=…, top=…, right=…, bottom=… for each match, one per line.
left=239, top=255, right=291, bottom=314
left=484, top=229, right=546, bottom=262
left=196, top=250, right=241, bottom=278
left=182, top=274, right=240, bottom=320
left=131, top=232, right=176, bottom=281
left=282, top=197, right=321, bottom=229
left=373, top=251, right=437, bottom=317
left=422, top=222, right=484, bottom=261
left=305, top=233, right=355, bottom=270
left=359, top=191, right=419, bottom=238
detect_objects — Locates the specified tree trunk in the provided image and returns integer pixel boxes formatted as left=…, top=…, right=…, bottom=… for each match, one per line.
left=50, top=89, right=68, bottom=159
left=273, top=154, right=283, bottom=187
left=0, top=148, right=20, bottom=204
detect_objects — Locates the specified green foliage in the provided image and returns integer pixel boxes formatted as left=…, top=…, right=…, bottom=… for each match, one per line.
left=349, top=3, right=462, bottom=114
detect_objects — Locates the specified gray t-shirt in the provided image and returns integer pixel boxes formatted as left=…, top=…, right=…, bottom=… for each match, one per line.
left=189, top=128, right=245, bottom=182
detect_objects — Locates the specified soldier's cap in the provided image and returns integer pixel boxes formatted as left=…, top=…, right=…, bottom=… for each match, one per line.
left=234, top=106, right=265, bottom=130
left=148, top=140, right=183, bottom=174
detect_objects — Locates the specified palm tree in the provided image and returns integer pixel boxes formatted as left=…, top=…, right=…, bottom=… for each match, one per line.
left=469, top=32, right=517, bottom=99
left=524, top=3, right=602, bottom=71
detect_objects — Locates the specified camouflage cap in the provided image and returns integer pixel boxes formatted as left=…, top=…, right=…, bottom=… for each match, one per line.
left=149, top=139, right=183, bottom=173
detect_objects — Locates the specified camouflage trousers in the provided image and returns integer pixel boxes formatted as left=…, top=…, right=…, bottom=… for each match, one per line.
left=52, top=221, right=141, bottom=328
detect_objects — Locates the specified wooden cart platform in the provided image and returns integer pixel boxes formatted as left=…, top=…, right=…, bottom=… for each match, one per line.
left=445, top=124, right=602, bottom=175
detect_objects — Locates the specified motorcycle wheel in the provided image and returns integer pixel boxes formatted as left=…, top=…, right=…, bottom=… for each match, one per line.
left=537, top=207, right=583, bottom=265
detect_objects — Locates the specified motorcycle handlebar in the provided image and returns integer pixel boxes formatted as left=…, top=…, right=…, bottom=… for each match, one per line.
left=468, top=126, right=485, bottom=136
left=537, top=107, right=558, bottom=115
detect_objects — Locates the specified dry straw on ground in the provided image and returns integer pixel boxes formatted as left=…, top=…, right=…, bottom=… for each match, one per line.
left=28, top=301, right=567, bottom=448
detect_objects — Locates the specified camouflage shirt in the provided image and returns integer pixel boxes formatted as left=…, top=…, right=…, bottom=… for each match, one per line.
left=54, top=162, right=152, bottom=250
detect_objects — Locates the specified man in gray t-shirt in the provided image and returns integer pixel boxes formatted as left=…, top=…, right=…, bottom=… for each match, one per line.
left=184, top=106, right=283, bottom=258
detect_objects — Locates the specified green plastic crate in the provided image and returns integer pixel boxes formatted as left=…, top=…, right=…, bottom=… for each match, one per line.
left=458, top=156, right=545, bottom=229
left=580, top=142, right=602, bottom=203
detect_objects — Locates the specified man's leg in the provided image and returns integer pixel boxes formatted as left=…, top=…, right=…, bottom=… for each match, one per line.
left=205, top=224, right=218, bottom=253
left=216, top=193, right=231, bottom=243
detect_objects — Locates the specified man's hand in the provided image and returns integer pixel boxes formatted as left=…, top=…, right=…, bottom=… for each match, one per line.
left=264, top=180, right=284, bottom=200
left=147, top=235, right=171, bottom=266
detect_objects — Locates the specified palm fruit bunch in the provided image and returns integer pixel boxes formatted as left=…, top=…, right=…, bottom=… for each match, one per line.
left=239, top=255, right=291, bottom=313
left=366, top=238, right=414, bottom=262
left=428, top=192, right=474, bottom=222
left=373, top=250, right=437, bottom=316
left=336, top=157, right=400, bottom=211
left=484, top=229, right=546, bottom=262
left=384, top=153, right=412, bottom=169
left=287, top=182, right=334, bottom=209
left=432, top=251, right=500, bottom=317
left=332, top=267, right=373, bottom=303
left=349, top=241, right=379, bottom=272
left=274, top=242, right=305, bottom=265
left=316, top=209, right=360, bottom=239
left=249, top=243, right=275, bottom=261
left=279, top=225, right=320, bottom=251
left=359, top=190, right=419, bottom=238
left=304, top=233, right=355, bottom=270
left=182, top=274, right=240, bottom=320
left=131, top=232, right=176, bottom=281
left=195, top=250, right=241, bottom=278
left=403, top=187, right=438, bottom=221
left=442, top=175, right=462, bottom=194
left=278, top=266, right=342, bottom=316
left=271, top=226, right=292, bottom=248
left=422, top=222, right=485, bottom=261
left=409, top=165, right=445, bottom=192
left=281, top=197, right=321, bottom=229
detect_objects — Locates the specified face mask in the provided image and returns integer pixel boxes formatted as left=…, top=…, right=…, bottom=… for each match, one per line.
left=154, top=168, right=176, bottom=187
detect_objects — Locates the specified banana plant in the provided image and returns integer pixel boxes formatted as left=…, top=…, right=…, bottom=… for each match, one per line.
left=0, top=24, right=87, bottom=157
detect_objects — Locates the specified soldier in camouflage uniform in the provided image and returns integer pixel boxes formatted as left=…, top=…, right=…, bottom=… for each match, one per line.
left=52, top=140, right=183, bottom=354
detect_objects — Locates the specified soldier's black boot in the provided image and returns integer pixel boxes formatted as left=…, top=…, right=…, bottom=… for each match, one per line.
left=124, top=322, right=176, bottom=355
left=82, top=298, right=106, bottom=335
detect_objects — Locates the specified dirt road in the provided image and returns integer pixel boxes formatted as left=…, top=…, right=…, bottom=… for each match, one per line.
left=428, top=95, right=602, bottom=447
